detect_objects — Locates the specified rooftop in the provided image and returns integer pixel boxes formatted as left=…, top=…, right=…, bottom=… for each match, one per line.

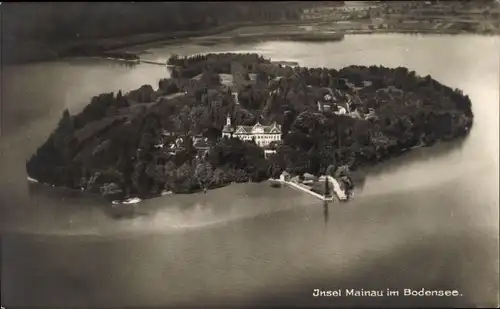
left=227, top=122, right=282, bottom=134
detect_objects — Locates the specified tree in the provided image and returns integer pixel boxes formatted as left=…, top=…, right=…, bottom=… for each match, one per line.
left=212, top=168, right=226, bottom=186
left=326, top=164, right=336, bottom=177
left=172, top=162, right=197, bottom=193
left=183, top=136, right=197, bottom=163
left=195, top=162, right=214, bottom=189
left=52, top=109, right=76, bottom=163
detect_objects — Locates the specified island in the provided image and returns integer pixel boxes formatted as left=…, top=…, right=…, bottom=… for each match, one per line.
left=26, top=53, right=474, bottom=202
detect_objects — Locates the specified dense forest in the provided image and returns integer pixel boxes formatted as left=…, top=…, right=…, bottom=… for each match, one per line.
left=2, top=2, right=333, bottom=64
left=26, top=53, right=474, bottom=200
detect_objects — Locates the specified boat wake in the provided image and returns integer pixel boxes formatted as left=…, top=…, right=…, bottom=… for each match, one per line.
left=6, top=193, right=309, bottom=238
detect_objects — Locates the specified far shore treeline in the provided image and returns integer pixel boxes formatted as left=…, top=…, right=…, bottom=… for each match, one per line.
left=26, top=53, right=473, bottom=200
left=2, top=2, right=331, bottom=64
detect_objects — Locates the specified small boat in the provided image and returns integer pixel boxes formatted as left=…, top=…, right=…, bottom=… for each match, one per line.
left=161, top=190, right=173, bottom=196
left=269, top=178, right=282, bottom=188
left=123, top=197, right=141, bottom=204
left=112, top=197, right=142, bottom=205
left=27, top=176, right=39, bottom=183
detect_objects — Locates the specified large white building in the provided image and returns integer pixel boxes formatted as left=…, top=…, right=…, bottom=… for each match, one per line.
left=222, top=115, right=282, bottom=147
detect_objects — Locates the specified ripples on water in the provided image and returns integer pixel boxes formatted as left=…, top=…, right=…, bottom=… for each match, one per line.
left=12, top=182, right=312, bottom=237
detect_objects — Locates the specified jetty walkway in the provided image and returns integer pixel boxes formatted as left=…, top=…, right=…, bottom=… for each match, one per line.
left=277, top=175, right=347, bottom=202
left=140, top=59, right=178, bottom=68
left=284, top=180, right=334, bottom=202
left=321, top=175, right=347, bottom=201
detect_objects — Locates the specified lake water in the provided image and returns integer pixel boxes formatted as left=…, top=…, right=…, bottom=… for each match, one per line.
left=1, top=34, right=499, bottom=308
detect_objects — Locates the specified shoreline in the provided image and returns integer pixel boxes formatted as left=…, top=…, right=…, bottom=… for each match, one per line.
left=26, top=140, right=466, bottom=206
left=2, top=20, right=304, bottom=66
left=340, top=29, right=500, bottom=36
left=27, top=175, right=344, bottom=205
left=23, top=144, right=426, bottom=204
left=5, top=24, right=499, bottom=67
left=58, top=29, right=498, bottom=67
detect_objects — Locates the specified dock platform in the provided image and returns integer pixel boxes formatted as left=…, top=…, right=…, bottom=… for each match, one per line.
left=320, top=175, right=347, bottom=201
left=273, top=175, right=347, bottom=202
left=140, top=59, right=178, bottom=68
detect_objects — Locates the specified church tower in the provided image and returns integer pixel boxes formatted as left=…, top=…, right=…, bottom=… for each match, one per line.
left=222, top=113, right=234, bottom=138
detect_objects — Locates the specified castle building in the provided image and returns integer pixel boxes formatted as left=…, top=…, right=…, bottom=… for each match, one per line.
left=222, top=115, right=282, bottom=147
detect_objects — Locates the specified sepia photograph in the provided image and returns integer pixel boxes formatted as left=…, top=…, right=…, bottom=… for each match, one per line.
left=1, top=1, right=499, bottom=308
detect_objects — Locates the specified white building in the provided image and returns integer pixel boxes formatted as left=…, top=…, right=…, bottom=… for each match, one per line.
left=264, top=149, right=277, bottom=159
left=222, top=115, right=282, bottom=147
left=232, top=92, right=240, bottom=105
left=336, top=106, right=347, bottom=115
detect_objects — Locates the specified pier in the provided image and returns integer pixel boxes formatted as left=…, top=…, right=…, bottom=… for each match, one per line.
left=140, top=59, right=178, bottom=68
left=283, top=180, right=334, bottom=201
left=275, top=173, right=348, bottom=202
left=100, top=57, right=175, bottom=67
left=320, top=175, right=347, bottom=201
left=141, top=59, right=167, bottom=65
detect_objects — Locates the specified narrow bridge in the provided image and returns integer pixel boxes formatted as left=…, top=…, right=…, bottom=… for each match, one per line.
left=140, top=59, right=178, bottom=68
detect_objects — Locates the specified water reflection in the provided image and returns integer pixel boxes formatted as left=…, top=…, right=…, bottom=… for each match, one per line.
left=105, top=204, right=149, bottom=220
left=323, top=200, right=329, bottom=227
left=245, top=232, right=497, bottom=308
left=110, top=59, right=138, bottom=69
left=360, top=138, right=467, bottom=178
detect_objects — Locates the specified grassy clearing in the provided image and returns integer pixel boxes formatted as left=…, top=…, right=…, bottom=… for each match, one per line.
left=74, top=115, right=128, bottom=143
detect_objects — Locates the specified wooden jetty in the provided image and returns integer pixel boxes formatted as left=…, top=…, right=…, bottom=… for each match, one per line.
left=140, top=59, right=178, bottom=68
left=272, top=173, right=347, bottom=202
left=284, top=180, right=334, bottom=201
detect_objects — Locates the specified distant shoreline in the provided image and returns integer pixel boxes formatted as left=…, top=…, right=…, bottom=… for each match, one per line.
left=2, top=20, right=304, bottom=66
left=340, top=28, right=500, bottom=36
left=82, top=28, right=496, bottom=67
left=5, top=20, right=499, bottom=67
left=60, top=28, right=497, bottom=67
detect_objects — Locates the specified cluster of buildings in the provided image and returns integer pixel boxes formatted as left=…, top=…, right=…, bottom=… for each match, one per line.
left=316, top=80, right=378, bottom=121
left=301, top=1, right=381, bottom=22
left=158, top=61, right=380, bottom=158
left=155, top=94, right=375, bottom=158
left=219, top=62, right=283, bottom=148
left=317, top=93, right=365, bottom=119
left=152, top=61, right=283, bottom=159
left=155, top=131, right=209, bottom=155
